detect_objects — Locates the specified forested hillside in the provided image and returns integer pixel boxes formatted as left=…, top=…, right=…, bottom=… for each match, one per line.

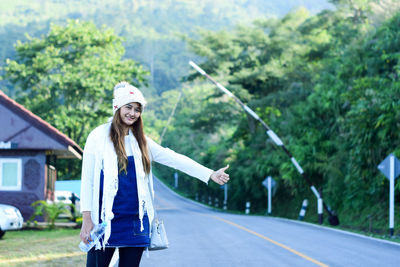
left=0, top=0, right=332, bottom=95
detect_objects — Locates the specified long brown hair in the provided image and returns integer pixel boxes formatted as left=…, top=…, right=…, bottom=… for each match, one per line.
left=110, top=108, right=151, bottom=174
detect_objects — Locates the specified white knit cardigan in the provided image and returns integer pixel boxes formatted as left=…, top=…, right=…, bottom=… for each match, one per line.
left=80, top=122, right=213, bottom=249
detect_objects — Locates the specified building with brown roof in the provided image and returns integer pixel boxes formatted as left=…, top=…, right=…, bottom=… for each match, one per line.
left=0, top=90, right=83, bottom=220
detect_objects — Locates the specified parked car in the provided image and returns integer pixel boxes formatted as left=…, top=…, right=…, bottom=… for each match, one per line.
left=0, top=204, right=24, bottom=238
left=55, top=190, right=74, bottom=204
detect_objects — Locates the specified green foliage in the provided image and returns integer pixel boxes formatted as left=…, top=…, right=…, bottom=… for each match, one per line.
left=0, top=0, right=333, bottom=95
left=75, top=216, right=83, bottom=227
left=28, top=200, right=71, bottom=229
left=2, top=0, right=399, bottom=232
left=153, top=5, right=400, bottom=233
left=2, top=20, right=148, bottom=178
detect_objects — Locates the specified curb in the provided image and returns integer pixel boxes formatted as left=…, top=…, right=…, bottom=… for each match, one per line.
left=274, top=217, right=400, bottom=247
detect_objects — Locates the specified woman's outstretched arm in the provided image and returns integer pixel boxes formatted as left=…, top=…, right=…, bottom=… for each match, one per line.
left=146, top=137, right=229, bottom=185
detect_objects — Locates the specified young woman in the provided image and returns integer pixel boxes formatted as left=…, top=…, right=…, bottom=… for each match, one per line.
left=79, top=82, right=230, bottom=267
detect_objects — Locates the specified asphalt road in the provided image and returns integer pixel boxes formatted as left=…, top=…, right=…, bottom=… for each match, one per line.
left=113, top=177, right=400, bottom=267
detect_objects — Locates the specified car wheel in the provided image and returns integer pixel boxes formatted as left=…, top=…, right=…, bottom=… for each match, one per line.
left=0, top=229, right=5, bottom=239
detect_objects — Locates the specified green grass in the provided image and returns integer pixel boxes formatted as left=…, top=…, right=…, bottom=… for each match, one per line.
left=0, top=228, right=86, bottom=267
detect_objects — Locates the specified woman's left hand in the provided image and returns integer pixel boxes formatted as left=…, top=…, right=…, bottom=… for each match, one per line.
left=210, top=165, right=230, bottom=185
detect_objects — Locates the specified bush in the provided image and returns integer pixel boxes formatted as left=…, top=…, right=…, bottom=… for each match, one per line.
left=28, top=200, right=71, bottom=229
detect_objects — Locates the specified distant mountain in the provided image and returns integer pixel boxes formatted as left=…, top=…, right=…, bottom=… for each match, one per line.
left=0, top=0, right=333, bottom=94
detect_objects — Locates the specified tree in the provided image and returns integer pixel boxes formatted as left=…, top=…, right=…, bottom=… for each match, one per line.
left=2, top=20, right=148, bottom=178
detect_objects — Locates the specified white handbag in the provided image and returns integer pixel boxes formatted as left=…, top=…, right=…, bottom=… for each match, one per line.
left=147, top=181, right=169, bottom=250
left=149, top=217, right=169, bottom=250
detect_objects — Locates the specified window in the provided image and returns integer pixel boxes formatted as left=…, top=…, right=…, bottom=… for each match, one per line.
left=0, top=158, right=22, bottom=191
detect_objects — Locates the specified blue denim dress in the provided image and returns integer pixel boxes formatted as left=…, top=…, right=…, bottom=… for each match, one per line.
left=99, top=137, right=150, bottom=247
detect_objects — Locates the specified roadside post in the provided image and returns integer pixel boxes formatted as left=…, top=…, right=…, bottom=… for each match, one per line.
left=268, top=177, right=271, bottom=215
left=262, top=176, right=277, bottom=215
left=298, top=199, right=308, bottom=221
left=223, top=184, right=228, bottom=210
left=174, top=172, right=178, bottom=188
left=310, top=186, right=323, bottom=224
left=245, top=202, right=251, bottom=214
left=377, top=153, right=400, bottom=236
left=318, top=198, right=323, bottom=224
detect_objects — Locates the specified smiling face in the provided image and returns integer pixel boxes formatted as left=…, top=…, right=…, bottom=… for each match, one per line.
left=119, top=102, right=142, bottom=127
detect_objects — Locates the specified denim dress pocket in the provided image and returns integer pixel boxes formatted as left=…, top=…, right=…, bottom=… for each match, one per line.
left=133, top=215, right=150, bottom=236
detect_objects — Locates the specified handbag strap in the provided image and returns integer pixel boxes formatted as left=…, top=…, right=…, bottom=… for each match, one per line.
left=147, top=178, right=159, bottom=219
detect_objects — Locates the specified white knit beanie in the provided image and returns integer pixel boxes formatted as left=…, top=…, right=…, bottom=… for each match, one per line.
left=112, top=82, right=147, bottom=115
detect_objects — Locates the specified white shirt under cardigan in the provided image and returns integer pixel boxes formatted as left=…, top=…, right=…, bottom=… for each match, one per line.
left=80, top=122, right=213, bottom=249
